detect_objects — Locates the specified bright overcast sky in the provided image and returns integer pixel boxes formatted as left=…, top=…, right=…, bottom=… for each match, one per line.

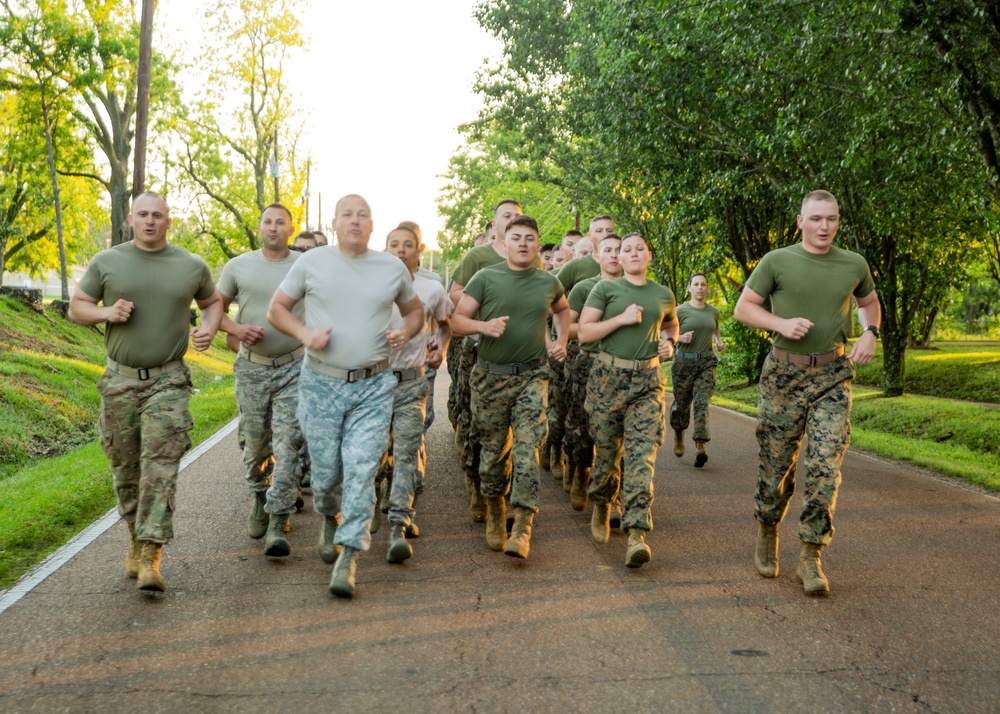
left=158, top=0, right=501, bottom=250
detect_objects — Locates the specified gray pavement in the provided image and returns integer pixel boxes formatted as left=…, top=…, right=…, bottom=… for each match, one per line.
left=1, top=372, right=998, bottom=713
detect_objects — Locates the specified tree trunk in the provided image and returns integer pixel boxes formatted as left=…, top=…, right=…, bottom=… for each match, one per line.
left=40, top=86, right=70, bottom=301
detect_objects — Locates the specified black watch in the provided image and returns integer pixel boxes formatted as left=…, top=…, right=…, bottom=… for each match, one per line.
left=864, top=325, right=880, bottom=339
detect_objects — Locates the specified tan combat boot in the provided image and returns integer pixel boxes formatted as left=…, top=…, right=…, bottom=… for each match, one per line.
left=264, top=513, right=291, bottom=557
left=485, top=496, right=507, bottom=551
left=467, top=476, right=487, bottom=523
left=551, top=442, right=564, bottom=481
left=591, top=502, right=611, bottom=543
left=329, top=546, right=359, bottom=598
left=247, top=490, right=269, bottom=539
left=795, top=542, right=830, bottom=595
left=539, top=439, right=551, bottom=470
left=673, top=429, right=685, bottom=457
left=125, top=522, right=140, bottom=579
left=625, top=529, right=651, bottom=568
left=318, top=514, right=340, bottom=564
left=609, top=496, right=623, bottom=530
left=563, top=457, right=576, bottom=494
left=504, top=507, right=534, bottom=559
left=694, top=441, right=708, bottom=468
left=570, top=467, right=590, bottom=511
left=754, top=522, right=779, bottom=578
left=137, top=542, right=165, bottom=592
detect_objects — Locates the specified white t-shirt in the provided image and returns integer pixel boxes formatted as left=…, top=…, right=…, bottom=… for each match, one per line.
left=278, top=246, right=418, bottom=369
left=218, top=249, right=303, bottom=356
left=389, top=273, right=451, bottom=369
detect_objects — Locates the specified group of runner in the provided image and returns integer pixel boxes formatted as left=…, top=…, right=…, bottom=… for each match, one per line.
left=71, top=188, right=880, bottom=600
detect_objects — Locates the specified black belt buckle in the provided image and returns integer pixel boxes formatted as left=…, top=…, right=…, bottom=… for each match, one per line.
left=137, top=367, right=150, bottom=380
left=393, top=370, right=404, bottom=382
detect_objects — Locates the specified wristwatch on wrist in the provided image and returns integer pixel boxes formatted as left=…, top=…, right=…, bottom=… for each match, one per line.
left=864, top=325, right=880, bottom=339
left=666, top=336, right=677, bottom=347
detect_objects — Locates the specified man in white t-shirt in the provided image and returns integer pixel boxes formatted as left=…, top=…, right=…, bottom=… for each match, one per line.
left=218, top=204, right=305, bottom=558
left=268, top=194, right=423, bottom=598
left=374, top=224, right=451, bottom=564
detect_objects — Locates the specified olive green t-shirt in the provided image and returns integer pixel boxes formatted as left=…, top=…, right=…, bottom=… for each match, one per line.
left=569, top=275, right=602, bottom=353
left=676, top=303, right=719, bottom=354
left=452, top=243, right=505, bottom=288
left=556, top=256, right=601, bottom=294
left=585, top=277, right=676, bottom=360
left=218, top=249, right=303, bottom=357
left=464, top=264, right=564, bottom=364
left=746, top=243, right=875, bottom=354
left=78, top=241, right=216, bottom=367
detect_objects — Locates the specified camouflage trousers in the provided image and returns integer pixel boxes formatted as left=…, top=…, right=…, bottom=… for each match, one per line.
left=234, top=355, right=304, bottom=515
left=424, top=368, right=437, bottom=430
left=97, top=363, right=193, bottom=544
left=755, top=353, right=854, bottom=546
left=669, top=353, right=718, bottom=442
left=586, top=360, right=666, bottom=532
left=375, top=376, right=430, bottom=527
left=545, top=341, right=573, bottom=451
left=457, top=338, right=482, bottom=485
left=446, top=338, right=463, bottom=429
left=565, top=348, right=595, bottom=467
left=470, top=365, right=548, bottom=512
left=297, top=365, right=395, bottom=552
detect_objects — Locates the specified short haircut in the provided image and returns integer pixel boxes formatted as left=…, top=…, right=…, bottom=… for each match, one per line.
left=599, top=233, right=622, bottom=245
left=688, top=272, right=708, bottom=284
left=397, top=220, right=423, bottom=244
left=335, top=194, right=371, bottom=216
left=800, top=190, right=838, bottom=214
left=483, top=220, right=494, bottom=231
left=621, top=232, right=651, bottom=251
left=589, top=214, right=613, bottom=226
left=312, top=230, right=327, bottom=239
left=133, top=191, right=169, bottom=213
left=262, top=202, right=293, bottom=222
left=540, top=243, right=557, bottom=254
left=574, top=236, right=596, bottom=252
left=387, top=225, right=420, bottom=244
left=505, top=215, right=539, bottom=237
left=493, top=199, right=521, bottom=216
left=294, top=231, right=316, bottom=243
left=562, top=229, right=583, bottom=239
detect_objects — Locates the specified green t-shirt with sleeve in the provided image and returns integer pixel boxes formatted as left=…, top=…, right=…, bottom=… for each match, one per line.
left=452, top=244, right=505, bottom=288
left=464, top=264, right=564, bottom=365
left=77, top=241, right=216, bottom=368
left=569, top=275, right=602, bottom=353
left=745, top=243, right=875, bottom=354
left=585, top=277, right=676, bottom=361
left=676, top=303, right=719, bottom=354
left=218, top=249, right=304, bottom=357
left=556, top=256, right=601, bottom=294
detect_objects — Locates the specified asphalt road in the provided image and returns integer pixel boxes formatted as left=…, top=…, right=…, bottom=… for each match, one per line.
left=0, top=373, right=998, bottom=713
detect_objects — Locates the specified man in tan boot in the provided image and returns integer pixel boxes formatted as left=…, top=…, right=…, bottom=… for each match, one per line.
left=69, top=192, right=222, bottom=593
left=735, top=190, right=881, bottom=595
left=452, top=216, right=570, bottom=560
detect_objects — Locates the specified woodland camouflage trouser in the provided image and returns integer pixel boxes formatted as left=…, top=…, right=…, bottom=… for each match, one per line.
left=446, top=338, right=463, bottom=429
left=471, top=365, right=548, bottom=513
left=586, top=360, right=666, bottom=532
left=234, top=355, right=304, bottom=515
left=97, top=363, right=193, bottom=544
left=754, top=352, right=855, bottom=546
left=546, top=341, right=573, bottom=453
left=297, top=366, right=395, bottom=552
left=457, top=338, right=482, bottom=486
left=565, top=349, right=595, bottom=468
left=669, top=353, right=718, bottom=442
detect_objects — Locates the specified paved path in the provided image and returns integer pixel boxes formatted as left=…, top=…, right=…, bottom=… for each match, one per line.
left=1, top=374, right=998, bottom=713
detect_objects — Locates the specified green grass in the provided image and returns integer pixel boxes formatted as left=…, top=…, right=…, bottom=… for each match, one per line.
left=852, top=342, right=1000, bottom=403
left=711, top=385, right=1000, bottom=491
left=0, top=295, right=238, bottom=590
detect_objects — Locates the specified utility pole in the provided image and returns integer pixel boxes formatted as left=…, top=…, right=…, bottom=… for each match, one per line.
left=304, top=158, right=311, bottom=230
left=271, top=128, right=280, bottom=202
left=317, top=192, right=322, bottom=231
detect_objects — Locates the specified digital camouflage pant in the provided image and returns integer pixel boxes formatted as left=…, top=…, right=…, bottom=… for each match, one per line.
left=471, top=365, right=548, bottom=513
left=565, top=348, right=595, bottom=467
left=669, top=354, right=718, bottom=442
left=586, top=361, right=666, bottom=532
left=375, top=376, right=430, bottom=527
left=457, top=338, right=482, bottom=488
left=755, top=353, right=854, bottom=546
left=234, top=355, right=304, bottom=515
left=97, top=364, right=193, bottom=544
left=297, top=366, right=395, bottom=552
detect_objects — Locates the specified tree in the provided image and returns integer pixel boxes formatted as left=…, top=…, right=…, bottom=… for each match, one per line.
left=173, top=0, right=308, bottom=259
